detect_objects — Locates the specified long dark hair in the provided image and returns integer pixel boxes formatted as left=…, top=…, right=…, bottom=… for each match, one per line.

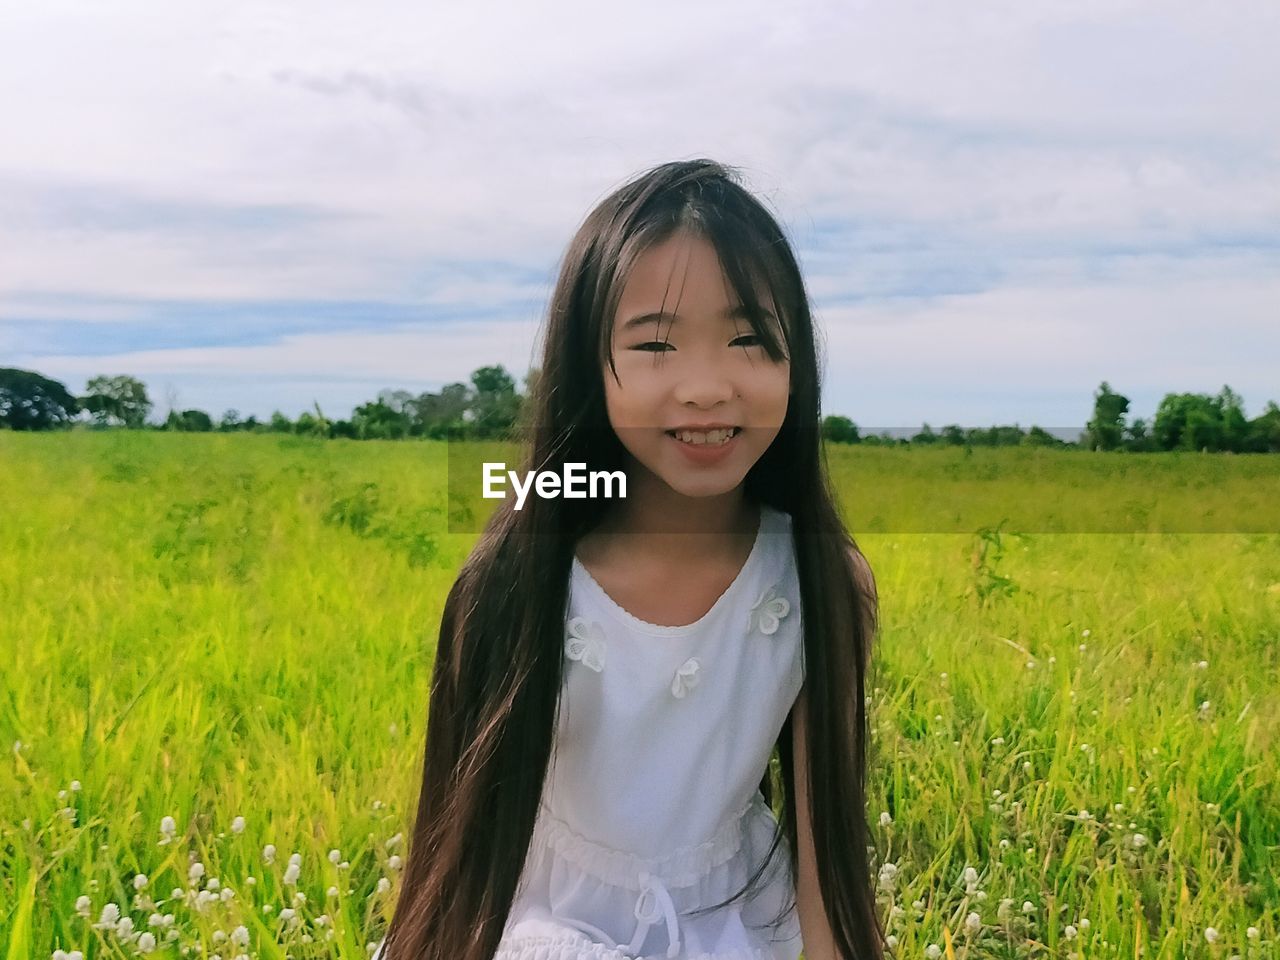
left=382, top=158, right=883, bottom=960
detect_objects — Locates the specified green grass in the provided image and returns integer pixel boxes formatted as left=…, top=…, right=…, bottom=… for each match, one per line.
left=2, top=431, right=1277, bottom=959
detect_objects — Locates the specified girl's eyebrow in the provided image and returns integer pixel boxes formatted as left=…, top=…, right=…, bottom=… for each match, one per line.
left=620, top=305, right=776, bottom=332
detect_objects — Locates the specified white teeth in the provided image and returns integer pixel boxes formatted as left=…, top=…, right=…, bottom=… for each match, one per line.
left=671, top=427, right=737, bottom=445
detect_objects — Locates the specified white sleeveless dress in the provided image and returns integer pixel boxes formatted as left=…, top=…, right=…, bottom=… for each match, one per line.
left=494, top=502, right=807, bottom=960
left=373, top=504, right=803, bottom=960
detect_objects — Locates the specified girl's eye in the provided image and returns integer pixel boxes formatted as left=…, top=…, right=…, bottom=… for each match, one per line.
left=632, top=336, right=762, bottom=352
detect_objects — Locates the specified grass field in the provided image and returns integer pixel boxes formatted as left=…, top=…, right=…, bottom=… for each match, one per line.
left=2, top=431, right=1277, bottom=960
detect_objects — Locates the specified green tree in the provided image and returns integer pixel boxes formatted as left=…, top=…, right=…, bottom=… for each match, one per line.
left=329, top=418, right=357, bottom=439
left=821, top=415, right=859, bottom=444
left=1085, top=381, right=1129, bottom=451
left=1022, top=426, right=1065, bottom=447
left=911, top=423, right=940, bottom=445
left=294, top=402, right=331, bottom=438
left=411, top=382, right=472, bottom=438
left=0, top=368, right=80, bottom=430
left=82, top=374, right=151, bottom=428
left=376, top=390, right=418, bottom=438
left=1124, top=417, right=1158, bottom=452
left=1153, top=392, right=1229, bottom=451
left=165, top=409, right=213, bottom=431
left=1245, top=400, right=1280, bottom=452
left=352, top=399, right=412, bottom=440
left=1216, top=385, right=1249, bottom=452
left=469, top=365, right=521, bottom=439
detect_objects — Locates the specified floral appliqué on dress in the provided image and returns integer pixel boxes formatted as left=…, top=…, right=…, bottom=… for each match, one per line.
left=565, top=617, right=606, bottom=672
left=748, top=583, right=791, bottom=635
left=670, top=657, right=701, bottom=699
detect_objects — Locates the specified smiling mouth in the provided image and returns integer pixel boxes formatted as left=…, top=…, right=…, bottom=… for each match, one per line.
left=664, top=426, right=742, bottom=445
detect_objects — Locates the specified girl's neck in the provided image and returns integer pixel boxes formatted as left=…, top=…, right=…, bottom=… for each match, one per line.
left=581, top=467, right=760, bottom=567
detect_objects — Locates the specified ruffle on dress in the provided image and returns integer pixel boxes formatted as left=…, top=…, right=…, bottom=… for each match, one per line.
left=495, top=920, right=782, bottom=960
left=529, top=793, right=756, bottom=890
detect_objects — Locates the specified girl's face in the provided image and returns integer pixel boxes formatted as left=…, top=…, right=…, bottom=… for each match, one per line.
left=604, top=229, right=791, bottom=500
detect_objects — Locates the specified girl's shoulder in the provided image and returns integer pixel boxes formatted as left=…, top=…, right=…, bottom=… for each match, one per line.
left=757, top=502, right=796, bottom=568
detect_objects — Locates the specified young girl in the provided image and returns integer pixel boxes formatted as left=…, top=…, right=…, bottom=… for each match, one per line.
left=378, top=159, right=882, bottom=960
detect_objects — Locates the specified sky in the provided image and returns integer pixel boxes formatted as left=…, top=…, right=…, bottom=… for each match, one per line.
left=2, top=0, right=1277, bottom=435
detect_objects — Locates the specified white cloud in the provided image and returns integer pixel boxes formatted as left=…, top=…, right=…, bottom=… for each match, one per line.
left=1, top=0, right=1276, bottom=422
left=820, top=262, right=1280, bottom=426
left=23, top=317, right=543, bottom=383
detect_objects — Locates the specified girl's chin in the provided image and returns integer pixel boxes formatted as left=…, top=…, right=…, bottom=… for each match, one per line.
left=655, top=462, right=748, bottom=497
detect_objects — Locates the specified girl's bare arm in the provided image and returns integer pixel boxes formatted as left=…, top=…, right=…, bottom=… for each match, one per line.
left=793, top=684, right=838, bottom=960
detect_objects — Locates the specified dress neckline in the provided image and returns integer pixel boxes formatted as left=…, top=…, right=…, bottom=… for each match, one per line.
left=570, top=504, right=773, bottom=638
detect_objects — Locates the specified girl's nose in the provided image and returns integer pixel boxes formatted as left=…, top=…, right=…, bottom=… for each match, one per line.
left=672, top=372, right=736, bottom=407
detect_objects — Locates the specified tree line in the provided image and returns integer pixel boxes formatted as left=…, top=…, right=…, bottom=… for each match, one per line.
left=1, top=366, right=1277, bottom=452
